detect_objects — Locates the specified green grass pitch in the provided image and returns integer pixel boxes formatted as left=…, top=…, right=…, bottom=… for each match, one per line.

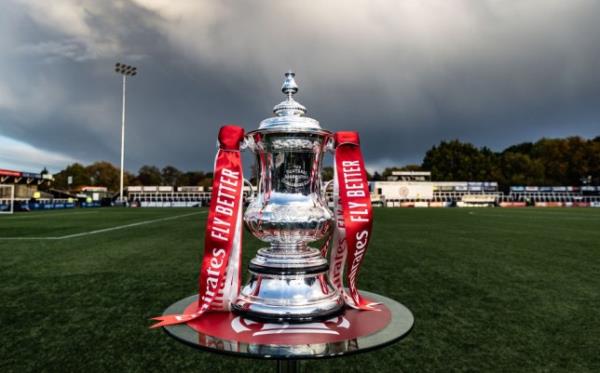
left=1, top=207, right=599, bottom=372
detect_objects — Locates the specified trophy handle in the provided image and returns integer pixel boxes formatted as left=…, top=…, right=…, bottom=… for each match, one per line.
left=241, top=134, right=255, bottom=152
left=323, top=179, right=334, bottom=193
left=323, top=179, right=334, bottom=208
left=243, top=178, right=256, bottom=203
left=325, top=136, right=335, bottom=153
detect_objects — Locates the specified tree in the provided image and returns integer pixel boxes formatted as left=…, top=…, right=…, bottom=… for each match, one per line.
left=498, top=152, right=545, bottom=187
left=418, top=136, right=599, bottom=188
left=476, top=147, right=500, bottom=181
left=530, top=138, right=569, bottom=185
left=322, top=167, right=334, bottom=181
left=137, top=165, right=162, bottom=185
left=52, top=162, right=135, bottom=192
left=161, top=165, right=182, bottom=186
left=502, top=142, right=533, bottom=156
left=588, top=139, right=600, bottom=184
left=564, top=137, right=593, bottom=185
left=174, top=171, right=207, bottom=186
left=52, top=163, right=89, bottom=190
left=86, top=162, right=122, bottom=191
left=37, top=167, right=51, bottom=191
left=400, top=164, right=423, bottom=172
left=200, top=172, right=214, bottom=189
left=422, top=140, right=493, bottom=181
left=381, top=167, right=402, bottom=179
left=381, top=164, right=423, bottom=180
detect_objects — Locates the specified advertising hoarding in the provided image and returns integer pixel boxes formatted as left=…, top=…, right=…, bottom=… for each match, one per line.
left=0, top=169, right=21, bottom=177
left=372, top=182, right=434, bottom=200
left=21, top=172, right=42, bottom=179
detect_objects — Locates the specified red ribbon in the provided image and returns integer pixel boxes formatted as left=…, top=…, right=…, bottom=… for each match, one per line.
left=151, top=128, right=377, bottom=329
left=330, top=132, right=378, bottom=310
left=151, top=125, right=245, bottom=328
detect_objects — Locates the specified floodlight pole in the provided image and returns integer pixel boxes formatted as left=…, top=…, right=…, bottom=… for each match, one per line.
left=119, top=74, right=126, bottom=204
left=114, top=62, right=137, bottom=205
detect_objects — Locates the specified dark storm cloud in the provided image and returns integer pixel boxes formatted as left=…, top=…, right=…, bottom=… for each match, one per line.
left=1, top=0, right=599, bottom=173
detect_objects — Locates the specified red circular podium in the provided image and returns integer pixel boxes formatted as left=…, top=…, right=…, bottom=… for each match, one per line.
left=161, top=291, right=413, bottom=372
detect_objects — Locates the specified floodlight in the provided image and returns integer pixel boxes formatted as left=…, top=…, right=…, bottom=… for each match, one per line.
left=113, top=62, right=139, bottom=204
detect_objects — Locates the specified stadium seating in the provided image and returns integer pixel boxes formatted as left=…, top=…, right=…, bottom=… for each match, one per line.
left=362, top=181, right=600, bottom=208
left=126, top=186, right=254, bottom=208
left=509, top=186, right=600, bottom=206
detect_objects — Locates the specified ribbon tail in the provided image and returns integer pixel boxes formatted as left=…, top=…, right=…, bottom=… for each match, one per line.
left=149, top=314, right=193, bottom=329
left=344, top=298, right=382, bottom=311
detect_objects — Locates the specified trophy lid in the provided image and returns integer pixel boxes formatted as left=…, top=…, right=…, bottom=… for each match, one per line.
left=257, top=71, right=323, bottom=132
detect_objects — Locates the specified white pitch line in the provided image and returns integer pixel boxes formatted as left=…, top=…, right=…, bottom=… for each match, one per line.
left=0, top=211, right=205, bottom=240
left=2, top=211, right=100, bottom=220
left=0, top=236, right=57, bottom=240
left=466, top=210, right=600, bottom=219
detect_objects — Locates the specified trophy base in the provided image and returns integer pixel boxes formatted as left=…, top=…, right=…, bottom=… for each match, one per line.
left=231, top=300, right=344, bottom=324
left=232, top=248, right=345, bottom=323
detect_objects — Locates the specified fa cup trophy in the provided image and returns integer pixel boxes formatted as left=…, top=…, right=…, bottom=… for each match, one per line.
left=232, top=71, right=344, bottom=322
left=152, top=71, right=376, bottom=330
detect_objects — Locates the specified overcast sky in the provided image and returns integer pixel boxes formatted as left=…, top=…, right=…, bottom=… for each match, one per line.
left=1, top=0, right=599, bottom=174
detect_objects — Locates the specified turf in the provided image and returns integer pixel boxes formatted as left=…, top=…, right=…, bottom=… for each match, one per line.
left=1, top=207, right=599, bottom=372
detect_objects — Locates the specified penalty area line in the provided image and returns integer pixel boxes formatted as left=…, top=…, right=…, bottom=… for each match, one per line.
left=0, top=211, right=206, bottom=240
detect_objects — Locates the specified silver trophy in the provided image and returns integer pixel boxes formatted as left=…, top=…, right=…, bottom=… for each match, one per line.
left=231, top=71, right=345, bottom=322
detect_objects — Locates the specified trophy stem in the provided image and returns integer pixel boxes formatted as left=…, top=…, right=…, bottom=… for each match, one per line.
left=233, top=245, right=344, bottom=322
left=249, top=246, right=328, bottom=271
left=270, top=242, right=308, bottom=251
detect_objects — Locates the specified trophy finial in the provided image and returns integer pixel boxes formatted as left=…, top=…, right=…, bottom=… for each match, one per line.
left=281, top=70, right=298, bottom=97
left=273, top=70, right=306, bottom=117
left=259, top=70, right=321, bottom=129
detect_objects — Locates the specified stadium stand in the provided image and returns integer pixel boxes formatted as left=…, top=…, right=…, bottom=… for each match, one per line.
left=126, top=185, right=254, bottom=208
left=367, top=171, right=600, bottom=207
left=509, top=186, right=600, bottom=207
left=369, top=171, right=501, bottom=207
left=0, top=169, right=108, bottom=211
left=0, top=184, right=14, bottom=213
left=456, top=194, right=497, bottom=208
left=128, top=186, right=208, bottom=207
left=0, top=168, right=62, bottom=211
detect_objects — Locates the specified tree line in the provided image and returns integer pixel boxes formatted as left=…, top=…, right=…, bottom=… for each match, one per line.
left=52, top=163, right=213, bottom=191
left=49, top=135, right=599, bottom=192
left=377, top=136, right=600, bottom=190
